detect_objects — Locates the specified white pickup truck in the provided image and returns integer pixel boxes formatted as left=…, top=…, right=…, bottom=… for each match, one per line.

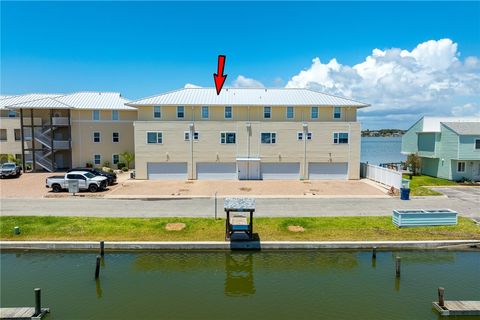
left=46, top=171, right=108, bottom=193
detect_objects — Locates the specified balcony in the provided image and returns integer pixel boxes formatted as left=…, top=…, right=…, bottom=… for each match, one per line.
left=52, top=117, right=69, bottom=126
left=53, top=140, right=70, bottom=149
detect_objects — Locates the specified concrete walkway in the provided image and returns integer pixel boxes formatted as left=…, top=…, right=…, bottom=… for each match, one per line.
left=1, top=196, right=478, bottom=218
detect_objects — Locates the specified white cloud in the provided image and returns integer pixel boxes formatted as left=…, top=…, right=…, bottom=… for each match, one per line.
left=184, top=83, right=202, bottom=88
left=232, top=75, right=264, bottom=88
left=451, top=103, right=480, bottom=117
left=285, top=38, right=480, bottom=128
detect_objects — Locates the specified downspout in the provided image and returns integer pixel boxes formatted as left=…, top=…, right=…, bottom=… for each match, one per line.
left=303, top=122, right=308, bottom=180
left=191, top=106, right=195, bottom=180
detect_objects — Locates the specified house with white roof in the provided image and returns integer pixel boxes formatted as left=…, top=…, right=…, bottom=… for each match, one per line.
left=127, top=87, right=369, bottom=180
left=0, top=92, right=136, bottom=171
left=402, top=117, right=480, bottom=181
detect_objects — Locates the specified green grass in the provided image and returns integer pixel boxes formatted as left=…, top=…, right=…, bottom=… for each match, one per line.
left=1, top=216, right=478, bottom=241
left=402, top=174, right=457, bottom=196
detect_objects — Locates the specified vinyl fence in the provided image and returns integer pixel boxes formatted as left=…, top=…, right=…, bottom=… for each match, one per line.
left=360, top=163, right=403, bottom=189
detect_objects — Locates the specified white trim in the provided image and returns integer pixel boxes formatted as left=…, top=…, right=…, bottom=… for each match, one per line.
left=311, top=106, right=319, bottom=119
left=456, top=161, right=466, bottom=173
left=286, top=106, right=294, bottom=120
left=176, top=106, right=185, bottom=119
left=263, top=106, right=271, bottom=119
left=220, top=131, right=236, bottom=144
left=146, top=131, right=163, bottom=144
left=111, top=110, right=119, bottom=121
left=333, top=107, right=342, bottom=120
left=184, top=131, right=200, bottom=141
left=224, top=106, right=233, bottom=119
left=201, top=106, right=209, bottom=119
left=260, top=132, right=277, bottom=144
left=93, top=131, right=101, bottom=143
left=112, top=154, right=119, bottom=165
left=112, top=132, right=119, bottom=143
left=333, top=132, right=349, bottom=144
left=297, top=131, right=312, bottom=141
left=92, top=110, right=100, bottom=121
left=93, top=154, right=101, bottom=166
left=474, top=139, right=480, bottom=150
left=153, top=106, right=161, bottom=119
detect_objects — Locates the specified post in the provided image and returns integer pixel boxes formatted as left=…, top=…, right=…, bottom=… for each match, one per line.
left=438, top=287, right=445, bottom=307
left=34, top=288, right=41, bottom=316
left=214, top=192, right=218, bottom=219
left=14, top=226, right=20, bottom=235
left=20, top=109, right=26, bottom=173
left=372, top=247, right=377, bottom=259
left=100, top=241, right=105, bottom=256
left=95, top=255, right=101, bottom=279
left=395, top=256, right=401, bottom=277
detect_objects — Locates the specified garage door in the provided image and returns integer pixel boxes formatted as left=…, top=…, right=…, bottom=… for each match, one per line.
left=308, top=162, right=348, bottom=180
left=147, top=162, right=188, bottom=180
left=197, top=162, right=237, bottom=180
left=261, top=163, right=300, bottom=180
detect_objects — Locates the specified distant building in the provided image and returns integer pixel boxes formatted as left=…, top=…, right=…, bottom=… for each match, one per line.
left=401, top=117, right=480, bottom=181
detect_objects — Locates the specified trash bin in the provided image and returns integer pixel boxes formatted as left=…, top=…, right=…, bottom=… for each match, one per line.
left=400, top=188, right=410, bottom=200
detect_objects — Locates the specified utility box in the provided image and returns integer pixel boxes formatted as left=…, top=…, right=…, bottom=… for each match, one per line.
left=68, top=180, right=79, bottom=195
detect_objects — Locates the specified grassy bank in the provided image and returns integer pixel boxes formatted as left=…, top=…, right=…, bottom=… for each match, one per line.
left=402, top=175, right=457, bottom=196
left=1, top=216, right=478, bottom=241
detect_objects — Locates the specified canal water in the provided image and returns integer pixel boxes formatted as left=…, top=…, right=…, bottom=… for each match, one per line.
left=1, top=250, right=479, bottom=319
left=361, top=137, right=406, bottom=165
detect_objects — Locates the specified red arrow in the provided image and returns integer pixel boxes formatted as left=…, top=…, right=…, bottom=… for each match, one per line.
left=213, top=55, right=227, bottom=95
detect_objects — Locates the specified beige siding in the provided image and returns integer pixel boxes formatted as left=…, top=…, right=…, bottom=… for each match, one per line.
left=0, top=117, right=22, bottom=155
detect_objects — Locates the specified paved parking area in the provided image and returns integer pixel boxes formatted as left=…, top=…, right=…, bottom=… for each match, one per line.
left=431, top=187, right=480, bottom=205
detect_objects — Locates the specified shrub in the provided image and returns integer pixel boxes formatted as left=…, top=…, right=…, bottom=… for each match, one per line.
left=103, top=161, right=110, bottom=168
left=406, top=153, right=421, bottom=176
left=121, top=167, right=129, bottom=172
left=86, top=162, right=93, bottom=168
left=117, top=162, right=126, bottom=170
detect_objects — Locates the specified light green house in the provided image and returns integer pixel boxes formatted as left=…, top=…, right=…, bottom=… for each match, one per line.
left=402, top=117, right=480, bottom=181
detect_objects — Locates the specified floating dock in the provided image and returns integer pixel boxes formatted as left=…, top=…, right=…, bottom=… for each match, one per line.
left=433, top=301, right=480, bottom=316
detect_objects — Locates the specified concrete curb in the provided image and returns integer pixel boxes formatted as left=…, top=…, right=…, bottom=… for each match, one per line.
left=1, top=240, right=479, bottom=251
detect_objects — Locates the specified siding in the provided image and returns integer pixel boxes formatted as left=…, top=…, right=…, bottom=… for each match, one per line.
left=417, top=132, right=436, bottom=157
left=458, top=135, right=480, bottom=160
left=401, top=118, right=423, bottom=154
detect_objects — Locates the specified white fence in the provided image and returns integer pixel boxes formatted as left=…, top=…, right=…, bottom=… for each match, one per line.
left=360, top=163, right=403, bottom=189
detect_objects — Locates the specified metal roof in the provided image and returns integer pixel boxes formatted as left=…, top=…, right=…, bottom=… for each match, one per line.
left=442, top=122, right=480, bottom=135
left=1, top=92, right=135, bottom=110
left=126, top=88, right=369, bottom=107
left=421, top=117, right=479, bottom=132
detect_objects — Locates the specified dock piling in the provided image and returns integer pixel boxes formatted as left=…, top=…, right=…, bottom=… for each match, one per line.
left=14, top=226, right=20, bottom=235
left=395, top=256, right=401, bottom=277
left=438, top=287, right=445, bottom=307
left=372, top=247, right=377, bottom=259
left=34, top=288, right=41, bottom=317
left=95, top=256, right=101, bottom=279
left=100, top=241, right=105, bottom=256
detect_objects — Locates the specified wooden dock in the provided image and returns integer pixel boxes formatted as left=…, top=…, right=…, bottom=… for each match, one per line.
left=0, top=307, right=49, bottom=320
left=433, top=301, right=480, bottom=316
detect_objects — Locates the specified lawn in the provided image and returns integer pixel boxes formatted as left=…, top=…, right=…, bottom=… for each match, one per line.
left=1, top=216, right=478, bottom=241
left=402, top=174, right=457, bottom=196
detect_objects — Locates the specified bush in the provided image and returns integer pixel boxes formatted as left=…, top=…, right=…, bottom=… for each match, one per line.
left=86, top=162, right=93, bottom=168
left=103, top=161, right=110, bottom=168
left=117, top=162, right=126, bottom=170
left=121, top=167, right=129, bottom=172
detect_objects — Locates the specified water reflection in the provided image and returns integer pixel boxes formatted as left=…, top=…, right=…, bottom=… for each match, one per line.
left=95, top=279, right=103, bottom=299
left=224, top=252, right=255, bottom=297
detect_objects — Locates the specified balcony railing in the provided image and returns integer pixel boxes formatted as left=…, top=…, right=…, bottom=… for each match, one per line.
left=52, top=117, right=69, bottom=126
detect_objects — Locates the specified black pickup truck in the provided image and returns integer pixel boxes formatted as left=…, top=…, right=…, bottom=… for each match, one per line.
left=67, top=167, right=117, bottom=185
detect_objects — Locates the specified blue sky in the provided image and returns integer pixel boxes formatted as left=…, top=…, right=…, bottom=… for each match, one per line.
left=1, top=1, right=479, bottom=129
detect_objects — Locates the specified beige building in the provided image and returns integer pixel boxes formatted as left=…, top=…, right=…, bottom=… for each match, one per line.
left=127, top=88, right=368, bottom=180
left=0, top=92, right=136, bottom=171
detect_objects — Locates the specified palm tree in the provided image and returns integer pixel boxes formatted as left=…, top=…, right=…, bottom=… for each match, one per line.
left=120, top=151, right=135, bottom=169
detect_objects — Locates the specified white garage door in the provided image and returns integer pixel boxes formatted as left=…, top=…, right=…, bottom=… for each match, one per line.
left=147, top=162, right=188, bottom=180
left=261, top=163, right=300, bottom=180
left=197, top=162, right=237, bottom=180
left=309, top=162, right=348, bottom=180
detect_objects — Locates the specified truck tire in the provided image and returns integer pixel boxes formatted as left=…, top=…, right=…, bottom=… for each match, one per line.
left=52, top=184, right=62, bottom=193
left=88, top=184, right=99, bottom=193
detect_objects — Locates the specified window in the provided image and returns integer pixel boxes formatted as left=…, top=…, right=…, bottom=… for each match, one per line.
left=264, top=107, right=271, bottom=119
left=475, top=139, right=480, bottom=150
left=112, top=110, right=119, bottom=121
left=92, top=110, right=100, bottom=121
left=333, top=132, right=349, bottom=144
left=457, top=162, right=466, bottom=173
left=147, top=131, right=162, bottom=144
left=201, top=106, right=209, bottom=119
left=8, top=110, right=16, bottom=118
left=297, top=132, right=312, bottom=140
left=177, top=106, right=185, bottom=119
left=0, top=129, right=6, bottom=141
left=311, top=107, right=319, bottom=119
left=333, top=107, right=341, bottom=119
left=220, top=132, right=236, bottom=144
left=14, top=129, right=21, bottom=141
left=93, top=132, right=101, bottom=143
left=184, top=131, right=199, bottom=141
left=112, top=132, right=119, bottom=143
left=286, top=106, right=294, bottom=119
left=261, top=132, right=276, bottom=144
left=112, top=154, right=119, bottom=165
left=153, top=106, right=161, bottom=119
left=224, top=106, right=232, bottom=119
left=93, top=154, right=101, bottom=166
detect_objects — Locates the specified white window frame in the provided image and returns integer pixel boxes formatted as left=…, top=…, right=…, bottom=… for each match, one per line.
left=92, top=110, right=100, bottom=121
left=333, top=107, right=342, bottom=119
left=0, top=129, right=7, bottom=141
left=457, top=161, right=466, bottom=173
left=224, top=106, right=233, bottom=119
left=261, top=132, right=276, bottom=144
left=153, top=106, right=161, bottom=119
left=93, top=131, right=101, bottom=143
left=297, top=132, right=312, bottom=140
left=220, top=131, right=236, bottom=144
left=146, top=131, right=163, bottom=144
left=184, top=131, right=200, bottom=141
left=8, top=110, right=16, bottom=118
left=286, top=106, right=294, bottom=120
left=112, top=154, right=119, bottom=165
left=14, top=129, right=21, bottom=141
left=93, top=154, right=101, bottom=166
left=112, top=110, right=119, bottom=121
left=333, top=132, right=349, bottom=144
left=177, top=106, right=185, bottom=119
left=263, top=107, right=271, bottom=119
left=311, top=107, right=319, bottom=119
left=475, top=139, right=480, bottom=150
left=112, top=132, right=119, bottom=143
left=201, top=106, right=209, bottom=119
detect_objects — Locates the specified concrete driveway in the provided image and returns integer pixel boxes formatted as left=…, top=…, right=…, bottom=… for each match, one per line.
left=431, top=187, right=480, bottom=205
